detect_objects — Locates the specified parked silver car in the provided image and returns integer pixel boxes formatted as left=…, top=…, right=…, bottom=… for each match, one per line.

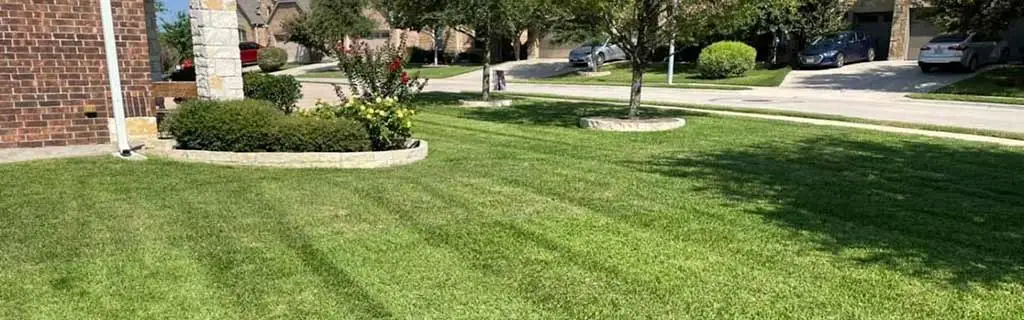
left=918, top=33, right=1011, bottom=73
left=568, top=41, right=627, bottom=66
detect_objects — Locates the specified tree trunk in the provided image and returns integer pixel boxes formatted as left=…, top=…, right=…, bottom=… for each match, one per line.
left=590, top=45, right=600, bottom=72
left=526, top=27, right=542, bottom=60
left=482, top=36, right=492, bottom=101
left=513, top=31, right=522, bottom=61
left=888, top=0, right=911, bottom=60
left=628, top=63, right=643, bottom=119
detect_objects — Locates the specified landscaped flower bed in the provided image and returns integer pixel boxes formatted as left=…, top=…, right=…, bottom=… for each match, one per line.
left=159, top=38, right=430, bottom=168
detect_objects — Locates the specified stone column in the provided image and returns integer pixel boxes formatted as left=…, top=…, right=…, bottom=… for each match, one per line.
left=527, top=28, right=542, bottom=60
left=888, top=0, right=911, bottom=60
left=190, top=0, right=244, bottom=100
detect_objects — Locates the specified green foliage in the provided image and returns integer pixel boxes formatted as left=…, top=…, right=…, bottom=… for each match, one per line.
left=166, top=100, right=283, bottom=152
left=243, top=73, right=303, bottom=114
left=257, top=47, right=288, bottom=72
left=562, top=0, right=755, bottom=117
left=306, top=98, right=416, bottom=151
left=697, top=41, right=757, bottom=79
left=167, top=99, right=371, bottom=152
left=372, top=0, right=445, bottom=31
left=793, top=0, right=850, bottom=43
left=927, top=0, right=1023, bottom=34
left=289, top=0, right=375, bottom=54
left=284, top=14, right=326, bottom=55
left=159, top=11, right=192, bottom=64
left=338, top=40, right=427, bottom=103
left=269, top=116, right=374, bottom=153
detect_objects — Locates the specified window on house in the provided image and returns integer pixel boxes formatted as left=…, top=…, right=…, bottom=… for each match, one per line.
left=239, top=29, right=247, bottom=42
left=854, top=12, right=894, bottom=24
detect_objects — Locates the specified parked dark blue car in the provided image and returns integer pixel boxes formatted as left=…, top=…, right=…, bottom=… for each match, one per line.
left=798, top=31, right=877, bottom=68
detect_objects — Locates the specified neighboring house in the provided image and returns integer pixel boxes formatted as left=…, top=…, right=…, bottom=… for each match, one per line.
left=850, top=0, right=1024, bottom=60
left=234, top=1, right=569, bottom=63
left=0, top=0, right=159, bottom=149
left=235, top=0, right=309, bottom=62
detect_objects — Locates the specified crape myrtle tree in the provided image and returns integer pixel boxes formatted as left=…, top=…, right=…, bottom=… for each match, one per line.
left=566, top=0, right=751, bottom=118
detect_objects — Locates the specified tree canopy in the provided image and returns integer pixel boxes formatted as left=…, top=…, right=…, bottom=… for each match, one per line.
left=285, top=0, right=376, bottom=54
left=159, top=11, right=192, bottom=64
left=928, top=0, right=1023, bottom=34
left=561, top=0, right=753, bottom=117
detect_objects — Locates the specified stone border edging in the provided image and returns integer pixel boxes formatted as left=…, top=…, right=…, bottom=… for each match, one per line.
left=580, top=117, right=686, bottom=132
left=459, top=99, right=513, bottom=108
left=145, top=139, right=428, bottom=168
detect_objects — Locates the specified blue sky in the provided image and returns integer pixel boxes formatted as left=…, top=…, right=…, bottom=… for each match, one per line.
left=159, top=0, right=190, bottom=23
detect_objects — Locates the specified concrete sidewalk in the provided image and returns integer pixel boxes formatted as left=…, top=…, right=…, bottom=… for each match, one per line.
left=298, top=58, right=1024, bottom=135
left=447, top=82, right=1024, bottom=134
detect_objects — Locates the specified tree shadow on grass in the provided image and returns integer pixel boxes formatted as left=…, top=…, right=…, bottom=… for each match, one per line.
left=634, top=136, right=1024, bottom=287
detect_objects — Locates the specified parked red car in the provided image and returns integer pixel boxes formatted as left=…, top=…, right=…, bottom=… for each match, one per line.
left=175, top=42, right=262, bottom=73
left=239, top=42, right=261, bottom=66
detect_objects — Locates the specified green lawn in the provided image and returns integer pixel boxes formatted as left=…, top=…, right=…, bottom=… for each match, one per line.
left=2, top=94, right=1023, bottom=318
left=519, top=62, right=791, bottom=88
left=297, top=64, right=481, bottom=79
left=910, top=67, right=1024, bottom=105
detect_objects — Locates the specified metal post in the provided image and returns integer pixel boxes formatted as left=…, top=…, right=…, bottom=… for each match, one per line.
left=100, top=0, right=132, bottom=156
left=667, top=0, right=678, bottom=85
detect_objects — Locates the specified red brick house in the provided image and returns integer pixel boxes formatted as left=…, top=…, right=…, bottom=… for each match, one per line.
left=0, top=0, right=157, bottom=149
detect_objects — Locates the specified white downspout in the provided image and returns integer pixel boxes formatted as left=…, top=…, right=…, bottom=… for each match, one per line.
left=99, top=0, right=133, bottom=156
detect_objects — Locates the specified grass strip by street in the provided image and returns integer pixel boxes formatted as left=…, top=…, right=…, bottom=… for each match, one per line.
left=511, top=79, right=752, bottom=91
left=2, top=96, right=1023, bottom=319
left=907, top=93, right=1024, bottom=106
left=514, top=62, right=790, bottom=88
left=491, top=91, right=1024, bottom=141
left=907, top=67, right=1024, bottom=106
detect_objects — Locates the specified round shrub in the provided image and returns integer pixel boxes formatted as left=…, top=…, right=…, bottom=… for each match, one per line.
left=243, top=72, right=302, bottom=114
left=166, top=99, right=372, bottom=152
left=269, top=117, right=372, bottom=153
left=257, top=47, right=288, bottom=72
left=697, top=41, right=757, bottom=79
left=167, top=100, right=281, bottom=152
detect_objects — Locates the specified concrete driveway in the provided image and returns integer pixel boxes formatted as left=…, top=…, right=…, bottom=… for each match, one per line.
left=781, top=61, right=974, bottom=93
left=446, top=58, right=577, bottom=82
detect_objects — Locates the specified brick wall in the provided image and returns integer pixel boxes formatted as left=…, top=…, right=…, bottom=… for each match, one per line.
left=0, top=0, right=154, bottom=149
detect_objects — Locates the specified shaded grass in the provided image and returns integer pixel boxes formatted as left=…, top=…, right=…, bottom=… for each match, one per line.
left=296, top=63, right=481, bottom=79
left=492, top=91, right=1024, bottom=141
left=908, top=67, right=1024, bottom=105
left=1, top=96, right=1023, bottom=319
left=517, top=62, right=790, bottom=87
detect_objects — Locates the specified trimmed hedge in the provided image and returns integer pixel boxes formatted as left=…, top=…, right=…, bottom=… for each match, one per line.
left=167, top=99, right=371, bottom=152
left=697, top=41, right=757, bottom=79
left=243, top=72, right=302, bottom=114
left=258, top=47, right=288, bottom=72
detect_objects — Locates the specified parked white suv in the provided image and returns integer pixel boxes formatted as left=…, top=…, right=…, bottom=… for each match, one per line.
left=918, top=33, right=1011, bottom=73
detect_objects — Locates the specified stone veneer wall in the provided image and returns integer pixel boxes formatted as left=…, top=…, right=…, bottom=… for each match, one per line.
left=190, top=0, right=244, bottom=100
left=0, top=0, right=155, bottom=148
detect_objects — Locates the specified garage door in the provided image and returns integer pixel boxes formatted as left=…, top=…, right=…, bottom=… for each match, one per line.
left=853, top=12, right=892, bottom=60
